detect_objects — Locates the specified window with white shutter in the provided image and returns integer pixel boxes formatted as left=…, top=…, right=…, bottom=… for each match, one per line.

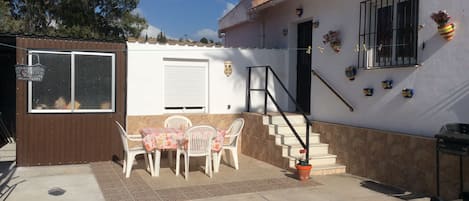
left=163, top=59, right=208, bottom=113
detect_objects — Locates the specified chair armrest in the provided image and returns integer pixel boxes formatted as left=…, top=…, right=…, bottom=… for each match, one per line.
left=128, top=134, right=143, bottom=141
left=223, top=134, right=239, bottom=138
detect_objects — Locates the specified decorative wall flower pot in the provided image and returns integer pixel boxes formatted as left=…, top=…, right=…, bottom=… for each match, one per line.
left=402, top=88, right=414, bottom=98
left=296, top=164, right=312, bottom=181
left=345, top=66, right=357, bottom=81
left=323, top=31, right=341, bottom=53
left=382, top=80, right=393, bottom=89
left=438, top=23, right=455, bottom=41
left=431, top=10, right=455, bottom=41
left=363, top=88, right=374, bottom=96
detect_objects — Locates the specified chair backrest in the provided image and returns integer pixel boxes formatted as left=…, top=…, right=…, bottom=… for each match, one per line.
left=164, top=115, right=192, bottom=130
left=115, top=121, right=129, bottom=152
left=226, top=118, right=245, bottom=146
left=184, top=125, right=216, bottom=157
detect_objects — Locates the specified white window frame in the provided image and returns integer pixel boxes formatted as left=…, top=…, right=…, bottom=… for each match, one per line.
left=162, top=59, right=209, bottom=114
left=28, top=50, right=116, bottom=113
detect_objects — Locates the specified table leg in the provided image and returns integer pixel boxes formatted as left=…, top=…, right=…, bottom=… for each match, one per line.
left=153, top=150, right=161, bottom=177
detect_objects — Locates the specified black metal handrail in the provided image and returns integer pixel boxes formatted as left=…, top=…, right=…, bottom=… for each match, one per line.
left=246, top=65, right=310, bottom=164
left=311, top=69, right=354, bottom=112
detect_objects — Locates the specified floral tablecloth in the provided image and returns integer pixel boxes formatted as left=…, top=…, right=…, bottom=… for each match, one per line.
left=140, top=127, right=225, bottom=152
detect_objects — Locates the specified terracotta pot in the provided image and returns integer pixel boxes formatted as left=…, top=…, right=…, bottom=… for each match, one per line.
left=438, top=23, right=455, bottom=41
left=296, top=164, right=312, bottom=181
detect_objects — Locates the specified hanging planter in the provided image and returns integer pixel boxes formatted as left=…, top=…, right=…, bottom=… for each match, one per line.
left=15, top=54, right=46, bottom=82
left=363, top=88, right=374, bottom=96
left=402, top=88, right=414, bottom=98
left=323, top=30, right=341, bottom=53
left=382, top=80, right=393, bottom=89
left=345, top=66, right=357, bottom=81
left=431, top=10, right=455, bottom=41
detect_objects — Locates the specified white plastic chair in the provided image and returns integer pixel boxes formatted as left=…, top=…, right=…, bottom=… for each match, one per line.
left=214, top=118, right=244, bottom=172
left=164, top=115, right=192, bottom=130
left=176, top=125, right=216, bottom=180
left=115, top=121, right=154, bottom=178
left=164, top=115, right=192, bottom=165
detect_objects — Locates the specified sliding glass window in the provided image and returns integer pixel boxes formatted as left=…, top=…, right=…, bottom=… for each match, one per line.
left=28, top=51, right=115, bottom=113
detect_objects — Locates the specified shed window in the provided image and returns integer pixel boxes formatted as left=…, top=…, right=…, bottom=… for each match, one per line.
left=358, top=0, right=419, bottom=69
left=28, top=51, right=115, bottom=113
left=164, top=60, right=208, bottom=113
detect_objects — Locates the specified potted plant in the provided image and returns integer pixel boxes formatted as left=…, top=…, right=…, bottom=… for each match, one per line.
left=295, top=149, right=312, bottom=181
left=431, top=10, right=455, bottom=41
left=323, top=30, right=341, bottom=53
left=345, top=66, right=357, bottom=81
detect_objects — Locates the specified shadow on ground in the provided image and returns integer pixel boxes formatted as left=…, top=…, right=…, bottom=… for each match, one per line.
left=0, top=161, right=24, bottom=201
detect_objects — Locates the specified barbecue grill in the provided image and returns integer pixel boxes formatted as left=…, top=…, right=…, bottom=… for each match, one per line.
left=435, top=123, right=469, bottom=200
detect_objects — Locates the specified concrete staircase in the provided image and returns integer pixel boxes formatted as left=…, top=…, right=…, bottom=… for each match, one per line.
left=263, top=113, right=345, bottom=175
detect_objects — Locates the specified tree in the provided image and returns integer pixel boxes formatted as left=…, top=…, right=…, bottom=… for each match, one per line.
left=199, top=37, right=208, bottom=44
left=2, top=0, right=147, bottom=40
left=0, top=1, right=22, bottom=33
left=156, top=31, right=167, bottom=43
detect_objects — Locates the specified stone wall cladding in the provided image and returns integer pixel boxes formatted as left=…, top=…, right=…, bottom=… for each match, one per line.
left=312, top=121, right=469, bottom=200
left=241, top=113, right=289, bottom=169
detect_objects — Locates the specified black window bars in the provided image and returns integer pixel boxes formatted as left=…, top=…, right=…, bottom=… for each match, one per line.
left=358, top=0, right=419, bottom=69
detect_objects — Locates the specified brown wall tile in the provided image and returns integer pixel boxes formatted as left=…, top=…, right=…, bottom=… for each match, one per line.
left=312, top=121, right=469, bottom=200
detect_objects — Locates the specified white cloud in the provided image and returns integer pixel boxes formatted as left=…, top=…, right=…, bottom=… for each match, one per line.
left=194, top=28, right=218, bottom=41
left=140, top=24, right=161, bottom=38
left=222, top=2, right=236, bottom=17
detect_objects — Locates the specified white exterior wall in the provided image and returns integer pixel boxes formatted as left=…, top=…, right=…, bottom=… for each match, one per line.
left=220, top=0, right=469, bottom=136
left=126, top=43, right=289, bottom=116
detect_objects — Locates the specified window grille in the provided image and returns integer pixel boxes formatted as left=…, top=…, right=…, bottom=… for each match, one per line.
left=358, top=0, right=419, bottom=69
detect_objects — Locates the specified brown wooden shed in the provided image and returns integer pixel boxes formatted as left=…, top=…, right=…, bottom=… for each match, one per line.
left=2, top=36, right=127, bottom=166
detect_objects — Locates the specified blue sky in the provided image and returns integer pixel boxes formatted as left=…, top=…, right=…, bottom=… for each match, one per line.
left=136, top=0, right=239, bottom=41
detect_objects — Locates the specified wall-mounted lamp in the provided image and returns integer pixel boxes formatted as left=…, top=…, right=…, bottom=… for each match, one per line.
left=296, top=8, right=303, bottom=17
left=224, top=61, right=233, bottom=77
left=312, top=21, right=320, bottom=28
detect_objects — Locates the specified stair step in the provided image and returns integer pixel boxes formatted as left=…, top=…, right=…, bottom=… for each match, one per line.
left=284, top=143, right=329, bottom=156
left=263, top=115, right=306, bottom=125
left=260, top=114, right=345, bottom=176
left=288, top=154, right=337, bottom=168
left=310, top=164, right=346, bottom=175
left=269, top=125, right=314, bottom=135
left=274, top=133, right=320, bottom=144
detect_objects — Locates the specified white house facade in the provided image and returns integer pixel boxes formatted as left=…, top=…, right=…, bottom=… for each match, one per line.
left=219, top=0, right=469, bottom=137
left=219, top=1, right=469, bottom=199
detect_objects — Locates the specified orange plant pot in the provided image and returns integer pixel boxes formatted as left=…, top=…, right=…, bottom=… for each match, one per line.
left=296, top=164, right=312, bottom=181
left=438, top=23, right=455, bottom=41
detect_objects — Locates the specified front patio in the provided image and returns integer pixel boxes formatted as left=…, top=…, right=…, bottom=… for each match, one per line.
left=91, top=154, right=318, bottom=200
left=0, top=145, right=433, bottom=201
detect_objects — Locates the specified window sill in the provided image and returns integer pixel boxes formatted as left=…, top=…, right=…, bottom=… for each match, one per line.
left=363, top=64, right=421, bottom=70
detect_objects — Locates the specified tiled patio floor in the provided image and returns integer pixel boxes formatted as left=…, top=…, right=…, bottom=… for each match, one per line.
left=91, top=154, right=320, bottom=201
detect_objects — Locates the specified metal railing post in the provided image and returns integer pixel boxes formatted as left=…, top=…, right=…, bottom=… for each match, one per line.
left=264, top=67, right=269, bottom=115
left=246, top=67, right=252, bottom=112
left=305, top=123, right=310, bottom=164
